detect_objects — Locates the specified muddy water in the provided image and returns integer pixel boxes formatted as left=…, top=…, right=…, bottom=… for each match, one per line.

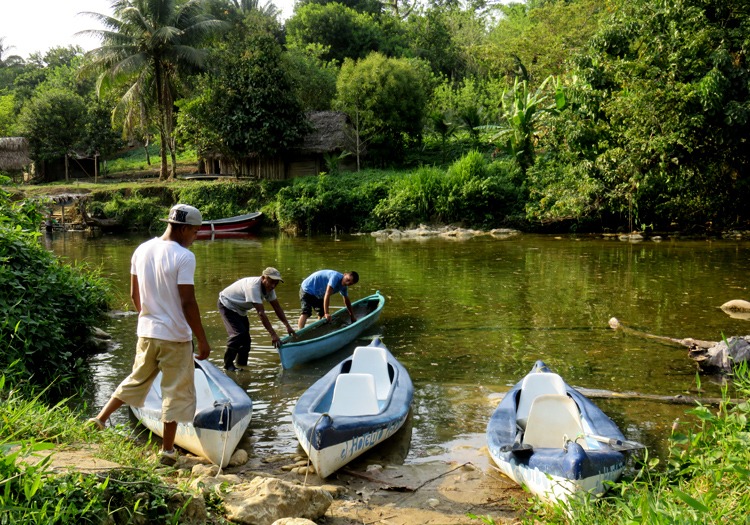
left=45, top=231, right=750, bottom=464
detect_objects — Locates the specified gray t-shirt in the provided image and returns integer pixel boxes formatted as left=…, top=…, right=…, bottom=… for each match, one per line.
left=219, top=276, right=276, bottom=315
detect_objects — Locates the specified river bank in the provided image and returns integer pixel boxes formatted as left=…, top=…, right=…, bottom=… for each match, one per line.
left=34, top=441, right=527, bottom=525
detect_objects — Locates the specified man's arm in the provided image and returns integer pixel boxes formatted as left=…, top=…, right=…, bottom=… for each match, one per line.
left=253, top=302, right=282, bottom=347
left=344, top=295, right=356, bottom=323
left=178, top=284, right=211, bottom=360
left=323, top=286, right=334, bottom=322
left=130, top=274, right=141, bottom=312
left=270, top=299, right=295, bottom=337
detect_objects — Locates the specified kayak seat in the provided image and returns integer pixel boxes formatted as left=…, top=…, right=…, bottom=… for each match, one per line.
left=516, top=372, right=567, bottom=429
left=329, top=373, right=380, bottom=416
left=351, top=346, right=392, bottom=401
left=194, top=368, right=214, bottom=415
left=522, top=394, right=588, bottom=450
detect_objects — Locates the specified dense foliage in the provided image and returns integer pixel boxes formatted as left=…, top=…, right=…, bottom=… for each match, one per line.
left=0, top=184, right=110, bottom=392
left=2, top=0, right=750, bottom=231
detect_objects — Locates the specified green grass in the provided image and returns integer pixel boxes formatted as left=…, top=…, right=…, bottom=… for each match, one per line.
left=102, top=144, right=198, bottom=174
left=0, top=372, right=204, bottom=524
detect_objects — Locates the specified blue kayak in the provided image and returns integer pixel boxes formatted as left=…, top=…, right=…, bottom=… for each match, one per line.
left=278, top=291, right=385, bottom=369
left=292, top=337, right=413, bottom=478
left=131, top=358, right=252, bottom=467
left=486, top=361, right=641, bottom=503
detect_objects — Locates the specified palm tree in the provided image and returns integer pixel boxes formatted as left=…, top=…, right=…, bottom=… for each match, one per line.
left=79, top=0, right=226, bottom=180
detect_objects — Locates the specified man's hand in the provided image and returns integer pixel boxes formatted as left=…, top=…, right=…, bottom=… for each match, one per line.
left=285, top=325, right=295, bottom=337
left=271, top=332, right=281, bottom=348
left=195, top=341, right=211, bottom=360
left=324, top=313, right=332, bottom=322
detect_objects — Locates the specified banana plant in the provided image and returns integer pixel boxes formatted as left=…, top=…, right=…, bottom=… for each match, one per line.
left=483, top=75, right=566, bottom=176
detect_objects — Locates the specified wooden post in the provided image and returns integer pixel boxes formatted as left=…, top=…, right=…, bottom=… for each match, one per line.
left=94, top=153, right=99, bottom=183
left=64, top=154, right=69, bottom=181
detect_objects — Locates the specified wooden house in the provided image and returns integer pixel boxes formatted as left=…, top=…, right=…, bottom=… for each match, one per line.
left=200, top=111, right=357, bottom=179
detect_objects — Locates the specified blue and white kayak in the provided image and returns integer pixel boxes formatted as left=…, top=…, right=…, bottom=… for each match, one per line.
left=131, top=358, right=252, bottom=467
left=292, top=337, right=413, bottom=478
left=487, top=361, right=642, bottom=503
left=278, top=292, right=385, bottom=369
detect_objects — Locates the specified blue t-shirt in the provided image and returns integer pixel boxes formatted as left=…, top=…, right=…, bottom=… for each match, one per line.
left=300, top=270, right=348, bottom=298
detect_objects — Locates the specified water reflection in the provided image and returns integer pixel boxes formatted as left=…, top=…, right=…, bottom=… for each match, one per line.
left=45, top=231, right=750, bottom=463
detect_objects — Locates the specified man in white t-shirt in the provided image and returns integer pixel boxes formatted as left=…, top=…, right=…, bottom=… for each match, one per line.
left=88, top=204, right=211, bottom=466
left=218, top=267, right=295, bottom=371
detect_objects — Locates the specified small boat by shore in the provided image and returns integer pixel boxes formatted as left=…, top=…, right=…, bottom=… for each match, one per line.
left=292, top=337, right=413, bottom=478
left=131, top=358, right=252, bottom=467
left=486, top=361, right=643, bottom=503
left=197, top=212, right=262, bottom=235
left=278, top=291, right=385, bottom=369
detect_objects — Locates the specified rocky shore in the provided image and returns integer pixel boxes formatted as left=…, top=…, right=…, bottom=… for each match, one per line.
left=36, top=442, right=527, bottom=525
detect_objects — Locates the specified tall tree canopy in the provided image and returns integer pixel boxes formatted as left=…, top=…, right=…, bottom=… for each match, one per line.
left=80, top=0, right=226, bottom=180
left=179, top=13, right=307, bottom=170
left=527, top=0, right=750, bottom=230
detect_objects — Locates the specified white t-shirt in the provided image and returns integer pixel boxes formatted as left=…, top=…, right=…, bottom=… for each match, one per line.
left=131, top=237, right=196, bottom=342
left=218, top=276, right=276, bottom=316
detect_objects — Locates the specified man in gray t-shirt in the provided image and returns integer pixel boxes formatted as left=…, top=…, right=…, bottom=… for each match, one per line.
left=218, top=267, right=295, bottom=371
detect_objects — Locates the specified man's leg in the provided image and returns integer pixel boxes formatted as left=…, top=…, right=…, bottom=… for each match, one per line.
left=298, top=313, right=309, bottom=329
left=219, top=302, right=249, bottom=369
left=162, top=420, right=177, bottom=451
left=89, top=396, right=125, bottom=428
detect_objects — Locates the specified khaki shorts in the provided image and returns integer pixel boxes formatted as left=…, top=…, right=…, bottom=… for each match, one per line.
left=113, top=337, right=196, bottom=423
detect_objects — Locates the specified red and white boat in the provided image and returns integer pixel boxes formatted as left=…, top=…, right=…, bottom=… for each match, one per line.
left=197, top=212, right=262, bottom=235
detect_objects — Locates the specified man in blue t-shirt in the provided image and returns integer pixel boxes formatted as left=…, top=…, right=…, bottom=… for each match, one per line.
left=298, top=269, right=359, bottom=328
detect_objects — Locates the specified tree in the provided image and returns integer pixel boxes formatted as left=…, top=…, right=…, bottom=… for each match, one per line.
left=283, top=47, right=338, bottom=111
left=17, top=86, right=87, bottom=181
left=0, top=37, right=25, bottom=91
left=403, top=7, right=463, bottom=80
left=179, top=14, right=307, bottom=173
left=335, top=52, right=429, bottom=166
left=484, top=0, right=606, bottom=82
left=527, top=0, right=750, bottom=231
left=286, top=2, right=384, bottom=63
left=80, top=0, right=226, bottom=180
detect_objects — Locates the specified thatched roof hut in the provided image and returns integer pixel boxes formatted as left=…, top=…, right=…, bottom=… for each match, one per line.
left=296, top=111, right=350, bottom=155
left=0, top=137, right=32, bottom=171
left=200, top=111, right=355, bottom=179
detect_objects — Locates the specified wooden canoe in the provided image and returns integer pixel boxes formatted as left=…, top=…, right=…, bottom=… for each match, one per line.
left=278, top=291, right=385, bottom=369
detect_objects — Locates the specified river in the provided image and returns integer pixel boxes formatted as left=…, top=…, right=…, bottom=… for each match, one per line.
left=45, top=230, right=750, bottom=465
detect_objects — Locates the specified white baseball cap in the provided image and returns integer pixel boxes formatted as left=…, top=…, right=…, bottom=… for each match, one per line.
left=161, top=204, right=203, bottom=226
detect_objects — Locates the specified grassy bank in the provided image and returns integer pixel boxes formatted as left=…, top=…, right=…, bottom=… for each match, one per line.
left=9, top=150, right=529, bottom=234
left=0, top=372, right=209, bottom=524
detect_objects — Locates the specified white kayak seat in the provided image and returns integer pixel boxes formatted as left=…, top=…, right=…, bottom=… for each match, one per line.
left=194, top=368, right=214, bottom=414
left=350, top=346, right=392, bottom=401
left=516, top=372, right=567, bottom=429
left=522, top=394, right=588, bottom=450
left=329, top=373, right=380, bottom=416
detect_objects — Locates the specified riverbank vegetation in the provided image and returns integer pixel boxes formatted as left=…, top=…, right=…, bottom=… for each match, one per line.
left=0, top=181, right=111, bottom=395
left=2, top=0, right=748, bottom=233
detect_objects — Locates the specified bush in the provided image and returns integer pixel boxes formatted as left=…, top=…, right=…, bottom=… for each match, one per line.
left=372, top=152, right=526, bottom=229
left=0, top=188, right=110, bottom=392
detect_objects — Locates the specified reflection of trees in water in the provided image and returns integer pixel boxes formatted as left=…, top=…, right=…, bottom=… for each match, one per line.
left=410, top=383, right=496, bottom=456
